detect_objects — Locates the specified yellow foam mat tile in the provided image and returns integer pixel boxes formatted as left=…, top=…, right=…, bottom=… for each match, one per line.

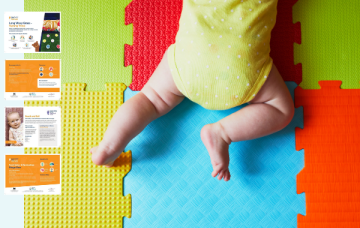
left=24, top=83, right=131, bottom=228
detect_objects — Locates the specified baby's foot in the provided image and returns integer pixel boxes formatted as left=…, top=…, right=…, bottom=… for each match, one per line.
left=90, top=144, right=123, bottom=168
left=201, top=123, right=231, bottom=181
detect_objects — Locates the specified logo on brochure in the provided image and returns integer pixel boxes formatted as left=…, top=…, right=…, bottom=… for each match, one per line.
left=11, top=188, right=18, bottom=193
left=29, top=187, right=36, bottom=191
left=9, top=158, right=19, bottom=162
left=9, top=16, right=19, bottom=20
left=29, top=93, right=36, bottom=96
left=11, top=93, right=18, bottom=98
left=47, top=110, right=57, bottom=115
left=48, top=188, right=55, bottom=192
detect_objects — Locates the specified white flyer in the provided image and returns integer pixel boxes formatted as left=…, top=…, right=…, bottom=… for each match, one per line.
left=4, top=12, right=61, bottom=53
left=5, top=107, right=61, bottom=147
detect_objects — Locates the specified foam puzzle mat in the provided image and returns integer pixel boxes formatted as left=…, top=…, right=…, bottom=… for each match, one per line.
left=21, top=0, right=360, bottom=227
left=24, top=0, right=133, bottom=91
left=124, top=82, right=305, bottom=228
left=24, top=83, right=131, bottom=227
left=295, top=81, right=360, bottom=227
left=293, top=0, right=360, bottom=89
left=125, top=0, right=302, bottom=91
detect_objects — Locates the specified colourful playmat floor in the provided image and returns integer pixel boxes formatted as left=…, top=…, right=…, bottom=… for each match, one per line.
left=22, top=0, right=360, bottom=227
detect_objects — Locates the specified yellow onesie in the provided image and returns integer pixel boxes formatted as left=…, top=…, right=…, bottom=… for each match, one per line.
left=167, top=0, right=278, bottom=110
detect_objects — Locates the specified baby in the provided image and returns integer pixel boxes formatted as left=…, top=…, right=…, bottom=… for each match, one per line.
left=91, top=0, right=294, bottom=181
left=7, top=112, right=24, bottom=146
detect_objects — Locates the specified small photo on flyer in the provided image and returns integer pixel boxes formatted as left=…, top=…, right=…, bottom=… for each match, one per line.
left=5, top=107, right=61, bottom=147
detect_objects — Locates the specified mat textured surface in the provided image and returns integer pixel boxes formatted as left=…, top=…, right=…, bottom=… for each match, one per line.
left=125, top=0, right=302, bottom=91
left=124, top=82, right=305, bottom=227
left=24, top=0, right=133, bottom=91
left=294, top=0, right=360, bottom=89
left=270, top=0, right=301, bottom=85
left=24, top=83, right=131, bottom=227
left=296, top=81, right=360, bottom=227
left=125, top=0, right=182, bottom=91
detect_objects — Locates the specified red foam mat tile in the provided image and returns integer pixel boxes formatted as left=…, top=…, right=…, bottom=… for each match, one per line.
left=270, top=0, right=302, bottom=85
left=125, top=0, right=302, bottom=91
left=125, top=0, right=182, bottom=91
left=295, top=81, right=360, bottom=228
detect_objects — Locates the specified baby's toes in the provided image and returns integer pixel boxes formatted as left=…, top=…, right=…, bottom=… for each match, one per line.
left=212, top=165, right=223, bottom=177
left=104, top=160, right=115, bottom=168
left=212, top=169, right=219, bottom=178
left=218, top=170, right=226, bottom=180
left=224, top=170, right=231, bottom=181
left=90, top=146, right=98, bottom=154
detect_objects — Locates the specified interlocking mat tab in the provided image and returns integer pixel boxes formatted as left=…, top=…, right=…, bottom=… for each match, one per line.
left=124, top=82, right=305, bottom=227
left=24, top=0, right=133, bottom=91
left=24, top=83, right=131, bottom=228
left=125, top=0, right=302, bottom=91
left=125, top=0, right=182, bottom=91
left=294, top=0, right=360, bottom=89
left=296, top=81, right=360, bottom=227
left=270, top=0, right=301, bottom=85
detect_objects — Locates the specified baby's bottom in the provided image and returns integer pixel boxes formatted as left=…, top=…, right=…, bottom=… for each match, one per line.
left=90, top=50, right=294, bottom=181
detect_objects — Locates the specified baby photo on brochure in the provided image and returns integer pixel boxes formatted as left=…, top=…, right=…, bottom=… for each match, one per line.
left=4, top=106, right=61, bottom=148
left=5, top=107, right=24, bottom=147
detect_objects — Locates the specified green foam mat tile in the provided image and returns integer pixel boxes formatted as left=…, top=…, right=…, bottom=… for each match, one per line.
left=293, top=0, right=360, bottom=89
left=24, top=0, right=133, bottom=91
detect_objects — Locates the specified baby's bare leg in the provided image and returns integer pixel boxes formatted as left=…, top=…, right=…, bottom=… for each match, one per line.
left=201, top=65, right=295, bottom=181
left=91, top=50, right=184, bottom=167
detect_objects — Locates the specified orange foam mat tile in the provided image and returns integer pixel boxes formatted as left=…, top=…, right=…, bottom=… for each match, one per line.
left=295, top=81, right=360, bottom=228
left=24, top=83, right=131, bottom=228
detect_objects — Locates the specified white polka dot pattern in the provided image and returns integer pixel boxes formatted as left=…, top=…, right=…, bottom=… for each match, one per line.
left=167, top=0, right=278, bottom=110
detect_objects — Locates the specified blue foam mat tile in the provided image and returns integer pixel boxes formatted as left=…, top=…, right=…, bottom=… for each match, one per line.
left=124, top=82, right=305, bottom=228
